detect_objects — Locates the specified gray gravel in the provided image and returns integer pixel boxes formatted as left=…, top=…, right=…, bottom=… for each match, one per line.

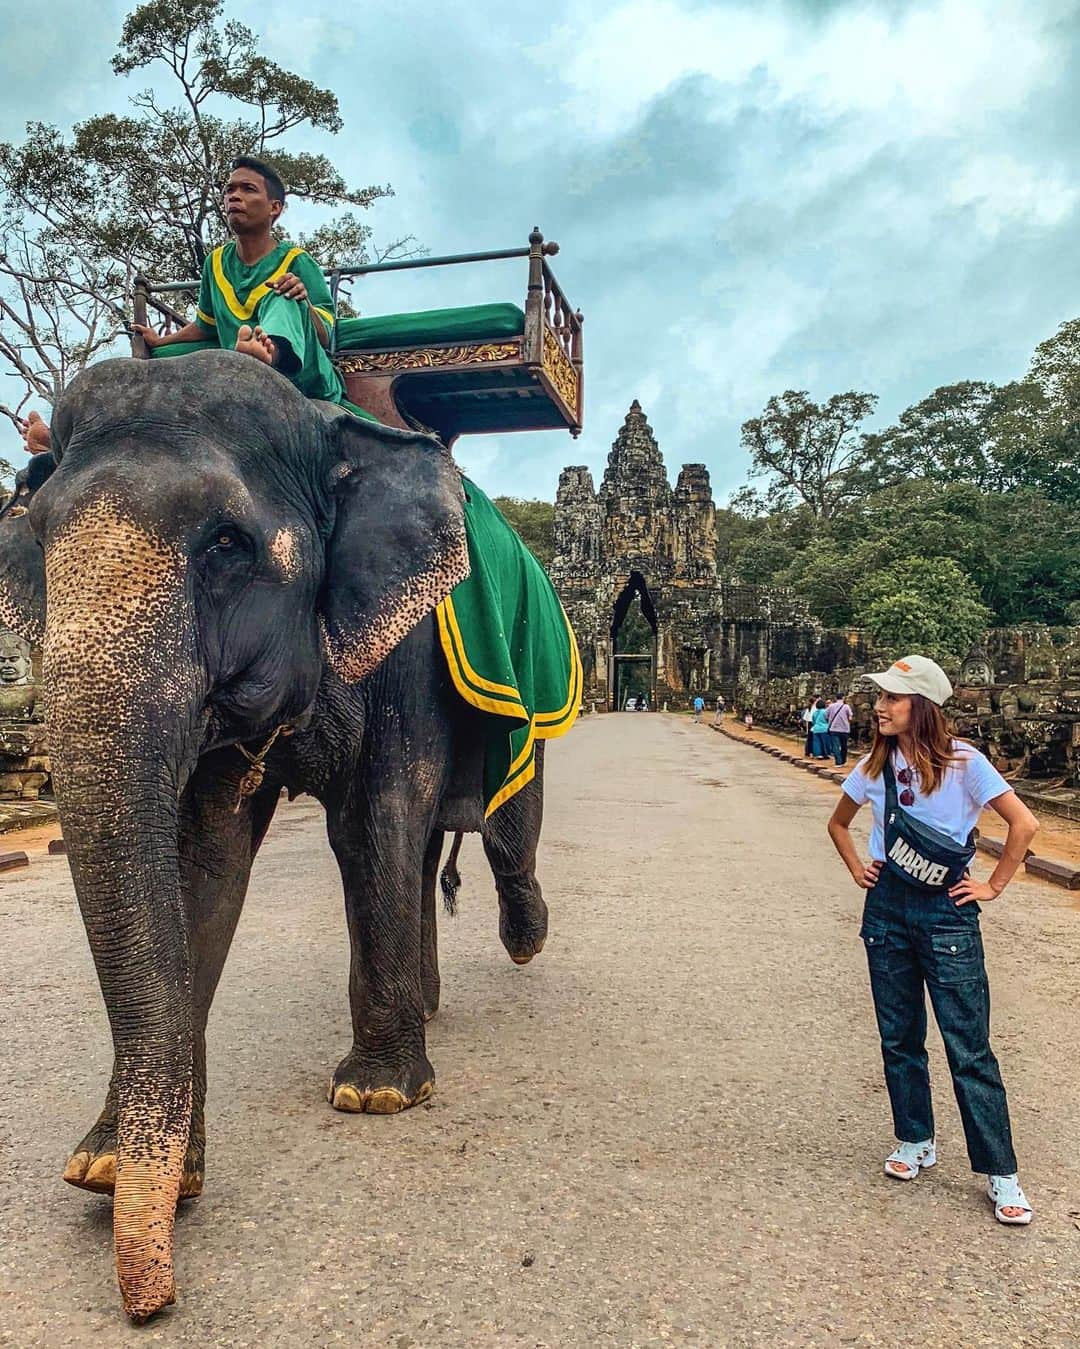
left=1, top=713, right=1078, bottom=1347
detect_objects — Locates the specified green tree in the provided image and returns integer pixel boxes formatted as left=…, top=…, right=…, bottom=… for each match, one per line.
left=852, top=557, right=990, bottom=661
left=0, top=0, right=416, bottom=426
left=740, top=389, right=877, bottom=521
left=857, top=379, right=1061, bottom=496
left=491, top=497, right=555, bottom=566
left=1028, top=316, right=1080, bottom=415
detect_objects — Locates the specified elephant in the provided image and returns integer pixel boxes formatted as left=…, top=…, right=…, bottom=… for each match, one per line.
left=0, top=351, right=553, bottom=1322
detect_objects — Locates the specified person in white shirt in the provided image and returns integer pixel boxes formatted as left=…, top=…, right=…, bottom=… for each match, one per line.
left=826, top=655, right=1039, bottom=1225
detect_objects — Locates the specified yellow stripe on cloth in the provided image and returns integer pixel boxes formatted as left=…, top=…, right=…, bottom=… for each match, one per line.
left=482, top=608, right=582, bottom=818
left=534, top=607, right=583, bottom=731
left=313, top=305, right=335, bottom=327
left=211, top=245, right=305, bottom=321
left=196, top=308, right=217, bottom=328
left=439, top=594, right=529, bottom=710
left=436, top=598, right=528, bottom=721
left=484, top=722, right=538, bottom=818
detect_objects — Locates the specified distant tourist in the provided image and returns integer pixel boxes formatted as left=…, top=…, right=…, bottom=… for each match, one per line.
left=810, top=698, right=830, bottom=758
left=743, top=710, right=753, bottom=730
left=693, top=694, right=705, bottom=723
left=801, top=699, right=816, bottom=757
left=827, top=692, right=853, bottom=765
left=825, top=654, right=1039, bottom=1227
left=713, top=694, right=726, bottom=726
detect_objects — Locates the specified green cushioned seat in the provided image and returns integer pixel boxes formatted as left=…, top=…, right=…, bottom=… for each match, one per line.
left=335, top=302, right=525, bottom=351
left=148, top=302, right=525, bottom=360
left=150, top=340, right=219, bottom=359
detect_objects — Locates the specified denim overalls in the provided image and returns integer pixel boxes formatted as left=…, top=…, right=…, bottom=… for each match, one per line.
left=861, top=867, right=1016, bottom=1175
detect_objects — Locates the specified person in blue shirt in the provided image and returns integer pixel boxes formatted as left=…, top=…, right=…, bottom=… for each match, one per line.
left=810, top=698, right=831, bottom=758
left=692, top=695, right=705, bottom=723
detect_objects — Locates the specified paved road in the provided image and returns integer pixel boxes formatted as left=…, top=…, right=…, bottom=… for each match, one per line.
left=1, top=714, right=1078, bottom=1347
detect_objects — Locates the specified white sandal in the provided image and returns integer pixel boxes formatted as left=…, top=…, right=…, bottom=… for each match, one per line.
left=884, top=1139, right=936, bottom=1180
left=987, top=1174, right=1033, bottom=1225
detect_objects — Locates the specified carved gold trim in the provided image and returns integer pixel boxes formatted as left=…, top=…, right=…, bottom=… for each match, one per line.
left=542, top=327, right=579, bottom=415
left=336, top=340, right=521, bottom=375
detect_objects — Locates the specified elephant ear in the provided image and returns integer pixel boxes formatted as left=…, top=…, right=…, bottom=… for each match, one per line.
left=0, top=452, right=56, bottom=646
left=320, top=411, right=469, bottom=683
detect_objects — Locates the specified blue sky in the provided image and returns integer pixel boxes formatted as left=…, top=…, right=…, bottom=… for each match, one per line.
left=4, top=0, right=1080, bottom=501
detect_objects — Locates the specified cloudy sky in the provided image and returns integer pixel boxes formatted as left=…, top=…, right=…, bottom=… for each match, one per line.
left=5, top=0, right=1080, bottom=501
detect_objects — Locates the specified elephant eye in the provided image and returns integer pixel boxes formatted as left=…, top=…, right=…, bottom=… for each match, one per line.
left=202, top=525, right=250, bottom=558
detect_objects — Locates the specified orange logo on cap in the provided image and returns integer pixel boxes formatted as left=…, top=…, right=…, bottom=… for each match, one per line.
left=893, top=660, right=912, bottom=672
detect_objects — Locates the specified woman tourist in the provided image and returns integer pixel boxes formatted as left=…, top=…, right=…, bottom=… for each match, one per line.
left=810, top=698, right=830, bottom=758
left=801, top=698, right=817, bottom=756
left=826, top=655, right=1038, bottom=1225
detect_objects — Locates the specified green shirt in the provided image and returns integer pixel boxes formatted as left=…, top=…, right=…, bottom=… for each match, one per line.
left=196, top=240, right=345, bottom=403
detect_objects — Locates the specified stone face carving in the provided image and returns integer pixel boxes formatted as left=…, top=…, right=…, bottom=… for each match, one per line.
left=550, top=400, right=864, bottom=708
left=0, top=628, right=48, bottom=800
left=959, top=646, right=993, bottom=686
left=0, top=631, right=39, bottom=722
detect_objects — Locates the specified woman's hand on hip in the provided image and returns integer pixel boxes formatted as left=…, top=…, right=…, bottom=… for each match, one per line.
left=949, top=876, right=999, bottom=905
left=853, top=859, right=882, bottom=890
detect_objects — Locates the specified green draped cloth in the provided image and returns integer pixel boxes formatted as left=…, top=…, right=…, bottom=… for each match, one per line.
left=439, top=481, right=582, bottom=816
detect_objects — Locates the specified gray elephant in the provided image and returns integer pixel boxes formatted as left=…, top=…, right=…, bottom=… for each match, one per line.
left=0, top=352, right=561, bottom=1321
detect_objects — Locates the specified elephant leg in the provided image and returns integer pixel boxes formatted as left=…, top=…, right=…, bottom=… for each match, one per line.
left=327, top=651, right=450, bottom=1115
left=421, top=830, right=443, bottom=1023
left=63, top=758, right=280, bottom=1198
left=483, top=742, right=548, bottom=965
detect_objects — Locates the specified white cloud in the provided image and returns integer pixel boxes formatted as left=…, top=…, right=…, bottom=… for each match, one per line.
left=531, top=0, right=1055, bottom=140
left=948, top=154, right=1080, bottom=234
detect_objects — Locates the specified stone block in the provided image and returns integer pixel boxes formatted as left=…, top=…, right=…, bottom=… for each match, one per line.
left=1024, top=855, right=1080, bottom=888
left=48, top=838, right=66, bottom=855
left=0, top=851, right=28, bottom=871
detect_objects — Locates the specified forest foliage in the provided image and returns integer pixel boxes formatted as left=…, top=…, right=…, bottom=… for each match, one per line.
left=721, top=316, right=1080, bottom=659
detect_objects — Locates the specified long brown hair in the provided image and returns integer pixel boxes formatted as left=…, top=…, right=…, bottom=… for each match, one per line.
left=865, top=693, right=960, bottom=795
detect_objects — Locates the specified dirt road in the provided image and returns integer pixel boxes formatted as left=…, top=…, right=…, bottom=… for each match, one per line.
left=1, top=714, right=1078, bottom=1346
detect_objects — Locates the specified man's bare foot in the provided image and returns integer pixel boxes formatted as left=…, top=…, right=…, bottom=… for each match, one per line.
left=22, top=411, right=51, bottom=455
left=235, top=324, right=278, bottom=367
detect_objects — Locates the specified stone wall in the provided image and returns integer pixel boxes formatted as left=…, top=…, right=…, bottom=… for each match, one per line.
left=0, top=630, right=49, bottom=800
left=732, top=626, right=1080, bottom=788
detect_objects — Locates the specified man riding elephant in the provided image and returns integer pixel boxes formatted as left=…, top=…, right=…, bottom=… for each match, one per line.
left=1, top=352, right=578, bottom=1321
left=21, top=154, right=369, bottom=455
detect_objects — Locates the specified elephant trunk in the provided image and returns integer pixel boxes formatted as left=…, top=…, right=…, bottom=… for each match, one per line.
left=44, top=501, right=198, bottom=1321
left=58, top=769, right=192, bottom=1321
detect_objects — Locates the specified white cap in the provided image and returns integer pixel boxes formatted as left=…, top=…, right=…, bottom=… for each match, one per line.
left=864, top=655, right=953, bottom=706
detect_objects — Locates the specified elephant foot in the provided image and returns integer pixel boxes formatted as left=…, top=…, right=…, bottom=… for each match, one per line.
left=499, top=894, right=548, bottom=965
left=64, top=1123, right=204, bottom=1200
left=328, top=1048, right=435, bottom=1115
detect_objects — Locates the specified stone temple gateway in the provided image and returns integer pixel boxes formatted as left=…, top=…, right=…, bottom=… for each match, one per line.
left=550, top=400, right=852, bottom=710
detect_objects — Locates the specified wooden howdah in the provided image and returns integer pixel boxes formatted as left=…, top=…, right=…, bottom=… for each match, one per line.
left=131, top=228, right=584, bottom=447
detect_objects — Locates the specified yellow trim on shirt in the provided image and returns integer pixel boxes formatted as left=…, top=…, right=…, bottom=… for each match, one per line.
left=210, top=245, right=305, bottom=321
left=196, top=308, right=217, bottom=328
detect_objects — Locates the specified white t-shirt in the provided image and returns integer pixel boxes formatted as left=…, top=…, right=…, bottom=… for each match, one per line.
left=842, top=740, right=1011, bottom=861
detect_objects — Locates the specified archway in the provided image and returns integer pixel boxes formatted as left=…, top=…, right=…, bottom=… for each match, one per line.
left=609, top=570, right=658, bottom=710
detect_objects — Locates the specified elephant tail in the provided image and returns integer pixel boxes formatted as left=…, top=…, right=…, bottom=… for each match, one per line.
left=440, top=833, right=464, bottom=916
